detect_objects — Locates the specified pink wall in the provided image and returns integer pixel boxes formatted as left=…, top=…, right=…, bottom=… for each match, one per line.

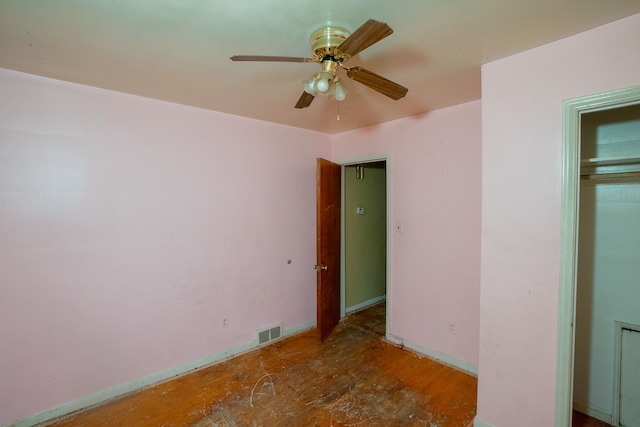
left=9, top=11, right=638, bottom=424
left=478, top=13, right=640, bottom=427
left=0, top=68, right=330, bottom=425
left=332, top=101, right=482, bottom=369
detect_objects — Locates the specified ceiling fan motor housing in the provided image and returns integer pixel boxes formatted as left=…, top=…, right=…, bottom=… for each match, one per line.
left=311, top=26, right=350, bottom=60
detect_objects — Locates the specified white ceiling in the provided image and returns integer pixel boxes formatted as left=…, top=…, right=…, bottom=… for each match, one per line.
left=1, top=1, right=640, bottom=134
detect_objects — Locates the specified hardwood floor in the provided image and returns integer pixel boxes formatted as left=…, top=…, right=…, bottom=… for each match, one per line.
left=41, top=302, right=477, bottom=426
left=572, top=411, right=611, bottom=427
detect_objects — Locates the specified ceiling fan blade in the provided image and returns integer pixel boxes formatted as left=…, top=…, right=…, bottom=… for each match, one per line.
left=346, top=67, right=408, bottom=100
left=295, top=92, right=315, bottom=109
left=230, top=55, right=314, bottom=63
left=336, top=19, right=393, bottom=59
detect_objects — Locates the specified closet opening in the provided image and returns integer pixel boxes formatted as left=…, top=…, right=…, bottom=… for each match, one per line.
left=341, top=159, right=389, bottom=336
left=574, top=103, right=640, bottom=426
left=557, top=85, right=640, bottom=427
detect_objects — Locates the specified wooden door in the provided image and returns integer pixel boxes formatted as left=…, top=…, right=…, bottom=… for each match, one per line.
left=316, top=158, right=341, bottom=342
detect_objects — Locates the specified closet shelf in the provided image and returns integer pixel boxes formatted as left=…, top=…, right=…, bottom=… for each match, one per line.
left=581, top=156, right=640, bottom=182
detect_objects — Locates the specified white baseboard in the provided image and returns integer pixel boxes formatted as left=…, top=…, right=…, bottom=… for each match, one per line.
left=8, top=321, right=316, bottom=427
left=473, top=416, right=496, bottom=427
left=346, top=295, right=386, bottom=314
left=572, top=399, right=612, bottom=425
left=282, top=320, right=316, bottom=338
left=386, top=334, right=478, bottom=376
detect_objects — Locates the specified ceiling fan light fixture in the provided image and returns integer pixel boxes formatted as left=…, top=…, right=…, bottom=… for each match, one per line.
left=302, top=59, right=343, bottom=98
left=302, top=69, right=341, bottom=98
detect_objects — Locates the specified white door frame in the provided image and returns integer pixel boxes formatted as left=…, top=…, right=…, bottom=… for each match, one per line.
left=556, top=85, right=640, bottom=426
left=338, top=154, right=391, bottom=338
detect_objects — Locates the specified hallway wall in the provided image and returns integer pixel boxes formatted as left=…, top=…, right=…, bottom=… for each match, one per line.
left=333, top=100, right=482, bottom=371
left=344, top=164, right=387, bottom=310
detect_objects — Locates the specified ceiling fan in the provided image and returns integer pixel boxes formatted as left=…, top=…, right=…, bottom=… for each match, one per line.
left=230, top=19, right=408, bottom=109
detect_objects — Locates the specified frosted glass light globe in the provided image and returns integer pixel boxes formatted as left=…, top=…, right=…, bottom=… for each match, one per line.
left=316, top=78, right=329, bottom=92
left=303, top=75, right=317, bottom=95
left=334, top=80, right=347, bottom=101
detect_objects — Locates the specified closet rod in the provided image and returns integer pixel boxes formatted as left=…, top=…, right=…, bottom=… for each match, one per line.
left=580, top=170, right=640, bottom=182
left=580, top=155, right=640, bottom=168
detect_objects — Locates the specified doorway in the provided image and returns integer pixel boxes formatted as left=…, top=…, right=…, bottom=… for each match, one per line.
left=574, top=103, right=640, bottom=425
left=340, top=158, right=389, bottom=336
left=557, top=85, right=640, bottom=426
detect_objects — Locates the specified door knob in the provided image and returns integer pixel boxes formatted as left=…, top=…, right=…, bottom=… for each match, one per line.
left=314, top=264, right=328, bottom=271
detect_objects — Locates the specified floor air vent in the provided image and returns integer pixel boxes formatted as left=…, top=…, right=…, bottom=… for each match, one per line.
left=257, top=323, right=282, bottom=345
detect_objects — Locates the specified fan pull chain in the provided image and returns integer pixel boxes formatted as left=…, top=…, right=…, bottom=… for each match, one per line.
left=336, top=101, right=341, bottom=122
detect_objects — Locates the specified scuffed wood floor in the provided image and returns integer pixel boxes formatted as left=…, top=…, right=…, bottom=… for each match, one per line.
left=571, top=411, right=612, bottom=427
left=42, top=303, right=477, bottom=426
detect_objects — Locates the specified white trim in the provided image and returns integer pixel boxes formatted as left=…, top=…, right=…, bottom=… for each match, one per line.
left=345, top=294, right=386, bottom=314
left=387, top=334, right=478, bottom=376
left=338, top=154, right=391, bottom=166
left=557, top=84, right=640, bottom=427
left=8, top=321, right=315, bottom=427
left=473, top=417, right=496, bottom=427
